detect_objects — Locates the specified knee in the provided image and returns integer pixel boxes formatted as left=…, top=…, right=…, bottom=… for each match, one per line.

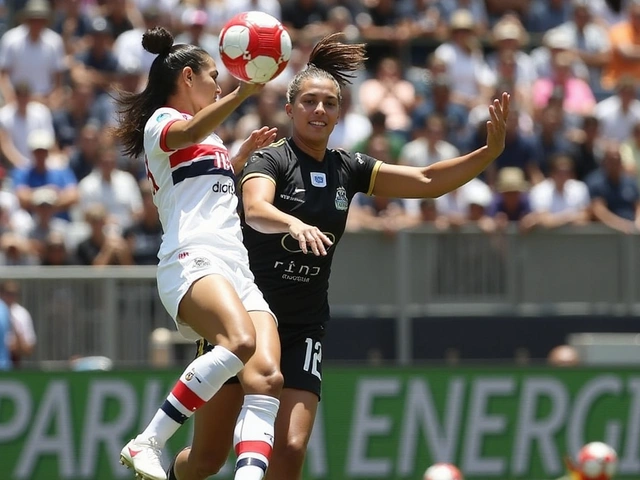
left=228, top=333, right=256, bottom=364
left=189, top=451, right=227, bottom=478
left=244, top=363, right=284, bottom=396
left=274, top=434, right=308, bottom=464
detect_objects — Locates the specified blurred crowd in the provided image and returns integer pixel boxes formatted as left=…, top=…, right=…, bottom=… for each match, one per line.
left=2, top=0, right=640, bottom=267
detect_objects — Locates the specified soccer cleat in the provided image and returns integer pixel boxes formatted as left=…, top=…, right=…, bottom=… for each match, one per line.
left=120, top=437, right=167, bottom=480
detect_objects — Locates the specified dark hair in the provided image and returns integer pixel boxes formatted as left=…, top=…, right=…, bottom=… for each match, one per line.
left=113, top=27, right=210, bottom=158
left=286, top=33, right=367, bottom=105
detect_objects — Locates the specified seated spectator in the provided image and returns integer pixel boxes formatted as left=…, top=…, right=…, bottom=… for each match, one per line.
left=400, top=114, right=459, bottom=167
left=526, top=0, right=572, bottom=33
left=595, top=75, right=640, bottom=143
left=113, top=6, right=161, bottom=78
left=26, top=187, right=69, bottom=258
left=533, top=104, right=573, bottom=176
left=327, top=86, right=372, bottom=151
left=621, top=121, right=640, bottom=184
left=530, top=28, right=590, bottom=82
left=0, top=166, right=33, bottom=238
left=0, top=81, right=55, bottom=169
left=353, top=111, right=405, bottom=164
left=601, top=0, right=640, bottom=91
left=0, top=280, right=36, bottom=368
left=68, top=123, right=100, bottom=182
left=434, top=177, right=495, bottom=231
left=528, top=154, right=590, bottom=229
left=52, top=0, right=94, bottom=57
left=586, top=142, right=640, bottom=234
left=0, top=0, right=66, bottom=108
left=124, top=183, right=163, bottom=265
left=52, top=80, right=100, bottom=153
left=76, top=139, right=142, bottom=230
left=569, top=114, right=604, bottom=181
left=437, top=0, right=488, bottom=35
left=0, top=232, right=38, bottom=265
left=488, top=167, right=534, bottom=227
left=11, top=129, right=78, bottom=221
left=40, top=230, right=76, bottom=265
left=76, top=204, right=133, bottom=266
left=175, top=9, right=219, bottom=59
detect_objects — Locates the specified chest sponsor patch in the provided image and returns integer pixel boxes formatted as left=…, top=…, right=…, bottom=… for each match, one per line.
left=311, top=172, right=326, bottom=187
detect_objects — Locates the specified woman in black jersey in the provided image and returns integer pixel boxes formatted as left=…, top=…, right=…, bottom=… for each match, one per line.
left=168, top=34, right=509, bottom=480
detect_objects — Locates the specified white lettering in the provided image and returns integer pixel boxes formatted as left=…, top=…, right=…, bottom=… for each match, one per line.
left=347, top=378, right=400, bottom=477
left=512, top=378, right=568, bottom=475
left=0, top=381, right=31, bottom=442
left=619, top=378, right=640, bottom=473
left=568, top=376, right=623, bottom=456
left=80, top=380, right=137, bottom=477
left=462, top=378, right=515, bottom=475
left=397, top=377, right=465, bottom=475
left=16, top=381, right=75, bottom=479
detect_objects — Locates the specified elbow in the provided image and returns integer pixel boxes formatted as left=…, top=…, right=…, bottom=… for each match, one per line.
left=243, top=204, right=262, bottom=230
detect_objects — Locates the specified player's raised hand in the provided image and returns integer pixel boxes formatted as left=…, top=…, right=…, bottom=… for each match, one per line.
left=243, top=126, right=278, bottom=151
left=486, top=92, right=510, bottom=158
left=237, top=81, right=266, bottom=98
left=289, top=220, right=333, bottom=256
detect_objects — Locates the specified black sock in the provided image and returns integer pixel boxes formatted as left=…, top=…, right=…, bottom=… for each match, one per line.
left=166, top=454, right=178, bottom=480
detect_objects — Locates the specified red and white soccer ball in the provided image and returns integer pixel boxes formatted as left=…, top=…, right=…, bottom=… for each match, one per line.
left=423, top=463, right=464, bottom=480
left=577, top=442, right=618, bottom=480
left=218, top=11, right=292, bottom=84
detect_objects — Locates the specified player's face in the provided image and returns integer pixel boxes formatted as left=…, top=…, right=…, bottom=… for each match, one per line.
left=289, top=77, right=340, bottom=144
left=191, top=56, right=222, bottom=112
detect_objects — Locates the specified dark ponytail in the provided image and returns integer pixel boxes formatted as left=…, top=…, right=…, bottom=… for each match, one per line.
left=286, top=33, right=367, bottom=104
left=113, top=27, right=210, bottom=158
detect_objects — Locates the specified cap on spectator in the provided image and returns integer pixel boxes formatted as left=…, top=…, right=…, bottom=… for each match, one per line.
left=32, top=187, right=58, bottom=207
left=492, top=21, right=528, bottom=45
left=27, top=129, right=55, bottom=151
left=89, top=16, right=112, bottom=36
left=449, top=9, right=475, bottom=31
left=21, top=0, right=52, bottom=19
left=496, top=168, right=529, bottom=193
left=464, top=182, right=493, bottom=207
left=543, top=28, right=573, bottom=50
left=183, top=9, right=208, bottom=26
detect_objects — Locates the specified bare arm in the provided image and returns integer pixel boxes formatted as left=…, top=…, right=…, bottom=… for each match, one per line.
left=0, top=70, right=15, bottom=105
left=0, top=127, right=29, bottom=168
left=372, top=93, right=510, bottom=198
left=164, top=83, right=263, bottom=151
left=242, top=176, right=333, bottom=255
left=229, top=127, right=277, bottom=172
left=591, top=198, right=635, bottom=233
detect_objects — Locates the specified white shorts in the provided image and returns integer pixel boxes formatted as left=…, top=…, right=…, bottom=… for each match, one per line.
left=157, top=246, right=275, bottom=341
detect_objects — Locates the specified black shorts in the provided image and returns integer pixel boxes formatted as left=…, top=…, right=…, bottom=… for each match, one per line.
left=195, top=323, right=326, bottom=399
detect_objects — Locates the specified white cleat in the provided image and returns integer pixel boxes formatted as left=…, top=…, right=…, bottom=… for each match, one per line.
left=120, top=437, right=167, bottom=480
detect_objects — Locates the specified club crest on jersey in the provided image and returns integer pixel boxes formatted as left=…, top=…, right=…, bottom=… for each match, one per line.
left=156, top=112, right=170, bottom=122
left=310, top=172, right=326, bottom=187
left=335, top=187, right=348, bottom=211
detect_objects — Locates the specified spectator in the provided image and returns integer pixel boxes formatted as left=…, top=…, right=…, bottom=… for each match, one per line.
left=553, top=0, right=612, bottom=99
left=113, top=6, right=161, bottom=78
left=123, top=182, right=162, bottom=265
left=280, top=0, right=331, bottom=42
left=621, top=121, right=640, bottom=183
left=355, top=0, right=404, bottom=66
left=52, top=80, right=100, bottom=153
left=595, top=75, right=640, bottom=143
left=0, top=231, right=38, bottom=265
left=529, top=154, right=590, bottom=229
left=437, top=0, right=488, bottom=34
left=0, top=280, right=36, bottom=368
left=0, top=166, right=33, bottom=238
left=488, top=167, right=534, bottom=227
left=586, top=142, right=640, bottom=234
left=353, top=110, right=405, bottom=163
left=434, top=177, right=495, bottom=230
left=175, top=10, right=219, bottom=59
left=102, top=0, right=136, bottom=40
left=532, top=104, right=573, bottom=176
left=52, top=0, right=94, bottom=57
left=0, top=0, right=66, bottom=107
left=76, top=203, right=133, bottom=266
left=0, top=81, right=55, bottom=169
left=0, top=297, right=11, bottom=370
left=68, top=122, right=100, bottom=181
left=11, top=129, right=78, bottom=221
left=569, top=114, right=604, bottom=181
left=399, top=114, right=459, bottom=167
left=76, top=139, right=142, bottom=230
left=527, top=0, right=573, bottom=33
left=327, top=85, right=372, bottom=150
left=602, top=0, right=640, bottom=91
left=40, top=230, right=76, bottom=265
left=359, top=56, right=417, bottom=137
left=530, top=27, right=590, bottom=82
left=26, top=186, right=69, bottom=257
left=433, top=9, right=494, bottom=110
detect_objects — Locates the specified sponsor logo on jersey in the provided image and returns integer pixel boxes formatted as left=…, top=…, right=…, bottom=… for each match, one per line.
left=156, top=112, right=170, bottom=122
left=193, top=257, right=211, bottom=268
left=212, top=180, right=235, bottom=194
left=310, top=172, right=327, bottom=187
left=178, top=251, right=189, bottom=260
left=335, top=186, right=348, bottom=211
left=273, top=260, right=322, bottom=283
left=355, top=152, right=365, bottom=165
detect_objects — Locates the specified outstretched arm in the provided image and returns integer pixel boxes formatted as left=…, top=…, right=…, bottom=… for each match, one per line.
left=371, top=93, right=510, bottom=199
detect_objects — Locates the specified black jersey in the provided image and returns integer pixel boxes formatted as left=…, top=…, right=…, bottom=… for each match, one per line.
left=239, top=138, right=381, bottom=326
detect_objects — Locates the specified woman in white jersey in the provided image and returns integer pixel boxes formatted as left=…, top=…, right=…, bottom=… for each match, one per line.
left=113, top=27, right=282, bottom=480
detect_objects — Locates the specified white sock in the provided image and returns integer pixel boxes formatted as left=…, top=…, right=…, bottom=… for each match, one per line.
left=233, top=394, right=280, bottom=480
left=139, top=346, right=244, bottom=447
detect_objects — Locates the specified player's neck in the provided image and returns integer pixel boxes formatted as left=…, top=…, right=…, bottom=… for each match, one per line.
left=166, top=95, right=195, bottom=117
left=291, top=134, right=326, bottom=162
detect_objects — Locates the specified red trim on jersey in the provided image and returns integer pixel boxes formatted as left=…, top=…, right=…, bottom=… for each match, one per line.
left=235, top=440, right=273, bottom=458
left=169, top=143, right=230, bottom=169
left=160, top=119, right=180, bottom=152
left=171, top=380, right=205, bottom=412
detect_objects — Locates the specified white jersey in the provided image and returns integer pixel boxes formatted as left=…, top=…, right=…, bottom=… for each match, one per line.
left=144, top=107, right=246, bottom=262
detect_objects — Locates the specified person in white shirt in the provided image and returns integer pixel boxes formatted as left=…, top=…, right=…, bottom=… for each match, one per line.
left=595, top=76, right=640, bottom=143
left=400, top=114, right=460, bottom=168
left=0, top=280, right=36, bottom=367
left=528, top=153, right=590, bottom=229
left=113, top=26, right=280, bottom=480
left=0, top=0, right=66, bottom=107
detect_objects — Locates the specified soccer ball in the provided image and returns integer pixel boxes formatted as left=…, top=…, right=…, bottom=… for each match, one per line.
left=218, top=11, right=292, bottom=84
left=577, top=442, right=618, bottom=480
left=423, top=463, right=464, bottom=480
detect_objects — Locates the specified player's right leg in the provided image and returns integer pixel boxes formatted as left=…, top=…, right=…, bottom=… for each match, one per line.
left=121, top=274, right=257, bottom=480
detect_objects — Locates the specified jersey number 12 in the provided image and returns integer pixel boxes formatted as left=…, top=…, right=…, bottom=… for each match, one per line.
left=303, top=338, right=322, bottom=380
